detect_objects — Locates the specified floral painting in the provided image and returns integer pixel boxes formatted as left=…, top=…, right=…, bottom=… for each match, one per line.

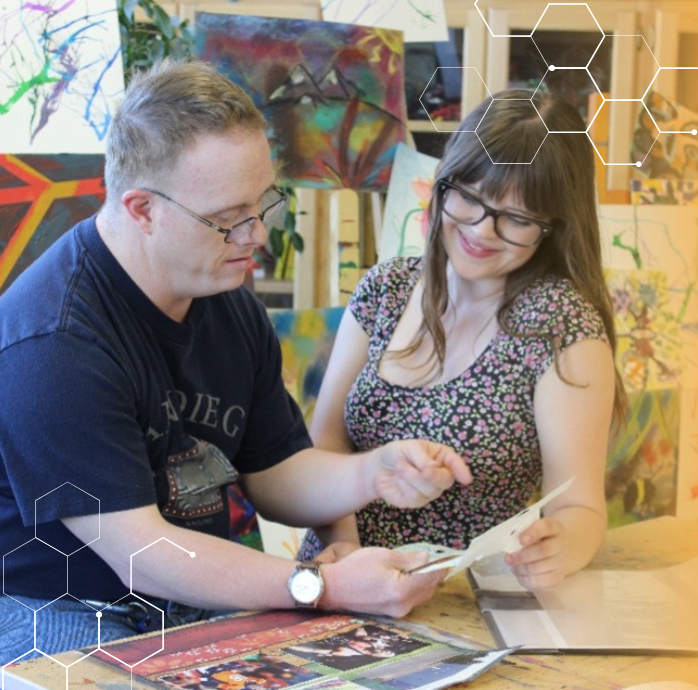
left=378, top=143, right=438, bottom=261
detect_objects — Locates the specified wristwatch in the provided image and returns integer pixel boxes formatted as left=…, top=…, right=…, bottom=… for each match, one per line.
left=287, top=562, right=325, bottom=608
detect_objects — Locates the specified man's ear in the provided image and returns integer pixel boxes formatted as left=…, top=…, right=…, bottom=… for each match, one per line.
left=121, top=189, right=155, bottom=234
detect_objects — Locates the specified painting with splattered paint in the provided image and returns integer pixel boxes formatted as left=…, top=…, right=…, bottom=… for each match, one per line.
left=378, top=142, right=438, bottom=261
left=195, top=13, right=407, bottom=192
left=605, top=269, right=682, bottom=392
left=606, top=388, right=679, bottom=528
left=321, top=0, right=448, bottom=43
left=599, top=205, right=698, bottom=390
left=0, top=1, right=124, bottom=153
left=0, top=154, right=105, bottom=293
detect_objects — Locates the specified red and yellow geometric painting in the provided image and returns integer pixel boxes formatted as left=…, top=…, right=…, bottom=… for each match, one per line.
left=0, top=154, right=105, bottom=293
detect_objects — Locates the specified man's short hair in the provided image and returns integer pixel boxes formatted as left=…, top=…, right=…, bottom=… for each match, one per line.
left=105, top=59, right=266, bottom=200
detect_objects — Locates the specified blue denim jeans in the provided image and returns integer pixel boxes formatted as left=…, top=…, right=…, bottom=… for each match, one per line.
left=0, top=594, right=220, bottom=665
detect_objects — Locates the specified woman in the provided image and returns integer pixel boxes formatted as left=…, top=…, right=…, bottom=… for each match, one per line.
left=299, top=90, right=626, bottom=590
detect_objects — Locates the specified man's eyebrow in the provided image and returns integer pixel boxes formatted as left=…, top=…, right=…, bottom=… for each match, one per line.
left=205, top=185, right=277, bottom=219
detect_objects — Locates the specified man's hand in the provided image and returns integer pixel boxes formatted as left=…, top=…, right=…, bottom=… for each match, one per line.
left=368, top=440, right=472, bottom=508
left=321, top=547, right=446, bottom=618
left=313, top=540, right=362, bottom=564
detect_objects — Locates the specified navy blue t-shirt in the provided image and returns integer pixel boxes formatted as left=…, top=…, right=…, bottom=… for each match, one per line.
left=0, top=216, right=312, bottom=600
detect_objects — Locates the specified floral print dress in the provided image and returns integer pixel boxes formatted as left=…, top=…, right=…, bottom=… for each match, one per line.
left=298, top=256, right=608, bottom=558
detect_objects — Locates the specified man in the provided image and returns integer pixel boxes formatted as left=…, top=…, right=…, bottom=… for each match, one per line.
left=0, top=60, right=471, bottom=661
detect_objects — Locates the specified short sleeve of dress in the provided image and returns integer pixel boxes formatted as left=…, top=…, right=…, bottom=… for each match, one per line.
left=509, top=276, right=610, bottom=381
left=348, top=257, right=421, bottom=338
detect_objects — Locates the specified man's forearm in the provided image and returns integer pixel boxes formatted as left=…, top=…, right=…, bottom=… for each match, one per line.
left=242, top=448, right=374, bottom=527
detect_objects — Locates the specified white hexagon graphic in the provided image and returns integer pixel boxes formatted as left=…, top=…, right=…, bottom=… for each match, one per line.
left=3, top=539, right=68, bottom=605
left=419, top=67, right=491, bottom=132
left=35, top=595, right=101, bottom=658
left=487, top=34, right=549, bottom=93
left=476, top=99, right=549, bottom=164
left=474, top=0, right=551, bottom=37
left=534, top=67, right=603, bottom=132
left=35, top=483, right=100, bottom=551
left=587, top=100, right=659, bottom=167
left=589, top=35, right=660, bottom=100
left=532, top=4, right=604, bottom=68
left=94, top=594, right=165, bottom=666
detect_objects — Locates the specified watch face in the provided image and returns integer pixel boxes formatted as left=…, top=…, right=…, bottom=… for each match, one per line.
left=290, top=568, right=323, bottom=605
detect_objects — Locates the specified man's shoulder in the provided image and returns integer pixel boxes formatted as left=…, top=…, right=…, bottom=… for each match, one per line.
left=0, top=218, right=93, bottom=351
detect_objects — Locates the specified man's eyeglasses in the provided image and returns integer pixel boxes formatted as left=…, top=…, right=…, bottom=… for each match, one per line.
left=142, top=185, right=287, bottom=244
left=437, top=180, right=554, bottom=248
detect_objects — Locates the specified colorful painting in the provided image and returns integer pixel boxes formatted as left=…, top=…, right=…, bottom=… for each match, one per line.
left=631, top=91, right=698, bottom=178
left=378, top=143, right=438, bottom=261
left=631, top=179, right=698, bottom=206
left=606, top=269, right=682, bottom=392
left=606, top=389, right=679, bottom=528
left=195, top=13, right=407, bottom=192
left=269, top=306, right=344, bottom=425
left=0, top=154, right=105, bottom=293
left=321, top=0, right=448, bottom=43
left=0, top=1, right=124, bottom=153
left=599, top=206, right=698, bottom=390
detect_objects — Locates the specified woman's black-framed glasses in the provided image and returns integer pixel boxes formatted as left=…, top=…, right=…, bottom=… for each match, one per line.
left=437, top=179, right=554, bottom=248
left=142, top=185, right=287, bottom=244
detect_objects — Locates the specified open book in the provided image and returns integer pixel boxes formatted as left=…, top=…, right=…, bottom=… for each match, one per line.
left=467, top=553, right=698, bottom=654
left=4, top=610, right=516, bottom=690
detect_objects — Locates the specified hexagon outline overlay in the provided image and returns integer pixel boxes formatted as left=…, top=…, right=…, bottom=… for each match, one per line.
left=419, top=66, right=492, bottom=133
left=35, top=482, right=101, bottom=555
left=2, top=485, right=194, bottom=687
left=421, top=3, right=697, bottom=166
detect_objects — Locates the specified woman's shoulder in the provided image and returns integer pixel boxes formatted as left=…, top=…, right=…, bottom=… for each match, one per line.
left=355, top=255, right=422, bottom=299
left=510, top=275, right=606, bottom=338
left=350, top=256, right=422, bottom=333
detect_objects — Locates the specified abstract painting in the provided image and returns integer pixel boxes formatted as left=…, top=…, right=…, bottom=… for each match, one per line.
left=321, top=0, right=448, bottom=43
left=261, top=306, right=344, bottom=558
left=195, top=13, right=407, bottom=192
left=631, top=179, right=698, bottom=206
left=605, top=269, right=682, bottom=392
left=0, top=154, right=105, bottom=293
left=606, top=388, right=679, bottom=528
left=599, top=205, right=698, bottom=390
left=378, top=143, right=438, bottom=261
left=0, top=1, right=124, bottom=153
left=631, top=91, right=698, bottom=179
left=269, top=306, right=344, bottom=425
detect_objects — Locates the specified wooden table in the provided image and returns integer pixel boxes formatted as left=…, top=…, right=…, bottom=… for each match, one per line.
left=4, top=517, right=698, bottom=690
left=404, top=516, right=698, bottom=688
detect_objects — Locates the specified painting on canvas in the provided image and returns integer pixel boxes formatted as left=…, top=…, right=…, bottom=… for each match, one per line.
left=321, top=0, right=448, bottom=43
left=599, top=205, right=698, bottom=390
left=631, top=91, right=698, bottom=179
left=378, top=143, right=438, bottom=261
left=0, top=154, right=105, bottom=293
left=0, top=2, right=124, bottom=153
left=631, top=179, right=698, bottom=206
left=195, top=13, right=407, bottom=192
left=606, top=389, right=679, bottom=527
